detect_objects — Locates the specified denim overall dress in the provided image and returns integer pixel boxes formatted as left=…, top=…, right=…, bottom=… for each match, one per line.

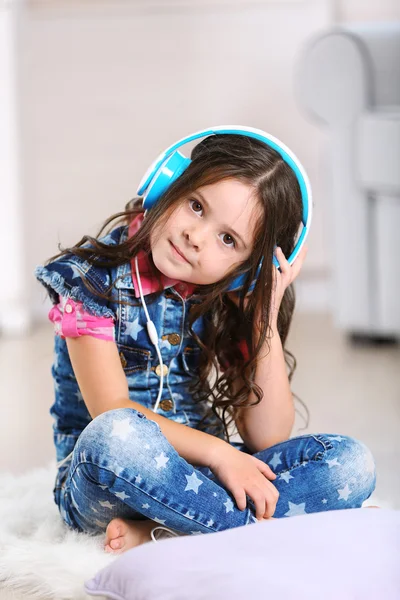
left=34, top=224, right=376, bottom=535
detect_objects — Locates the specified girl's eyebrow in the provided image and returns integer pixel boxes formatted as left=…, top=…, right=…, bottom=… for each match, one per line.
left=193, top=191, right=248, bottom=250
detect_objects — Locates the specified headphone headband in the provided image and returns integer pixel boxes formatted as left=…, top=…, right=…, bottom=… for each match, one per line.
left=137, top=125, right=312, bottom=290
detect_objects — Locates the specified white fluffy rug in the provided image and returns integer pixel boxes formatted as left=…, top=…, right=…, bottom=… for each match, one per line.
left=0, top=462, right=115, bottom=600
left=0, top=462, right=391, bottom=600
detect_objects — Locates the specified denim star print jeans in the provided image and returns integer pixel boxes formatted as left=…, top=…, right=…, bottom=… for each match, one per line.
left=55, top=408, right=376, bottom=535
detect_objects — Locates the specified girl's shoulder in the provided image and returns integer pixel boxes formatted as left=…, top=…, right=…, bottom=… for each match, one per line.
left=34, top=224, right=129, bottom=319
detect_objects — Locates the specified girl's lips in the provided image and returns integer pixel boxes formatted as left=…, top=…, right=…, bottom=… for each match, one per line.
left=169, top=241, right=191, bottom=264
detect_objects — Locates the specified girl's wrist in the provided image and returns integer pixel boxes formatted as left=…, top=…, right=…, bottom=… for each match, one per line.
left=207, top=437, right=233, bottom=469
left=253, top=308, right=279, bottom=344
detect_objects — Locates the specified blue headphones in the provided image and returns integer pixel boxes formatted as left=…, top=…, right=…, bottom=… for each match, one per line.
left=137, top=125, right=312, bottom=292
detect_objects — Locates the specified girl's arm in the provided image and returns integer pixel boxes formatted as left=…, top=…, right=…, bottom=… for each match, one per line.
left=232, top=244, right=308, bottom=454
left=235, top=323, right=294, bottom=453
left=66, top=335, right=227, bottom=467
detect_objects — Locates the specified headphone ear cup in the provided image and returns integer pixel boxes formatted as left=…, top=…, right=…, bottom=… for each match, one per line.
left=142, top=151, right=191, bottom=210
left=227, top=258, right=265, bottom=293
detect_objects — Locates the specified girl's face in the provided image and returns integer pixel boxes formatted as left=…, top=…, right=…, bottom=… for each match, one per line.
left=150, top=178, right=261, bottom=285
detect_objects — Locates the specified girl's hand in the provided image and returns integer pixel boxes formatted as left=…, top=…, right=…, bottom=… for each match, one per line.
left=227, top=244, right=309, bottom=328
left=208, top=443, right=279, bottom=520
left=269, top=243, right=308, bottom=327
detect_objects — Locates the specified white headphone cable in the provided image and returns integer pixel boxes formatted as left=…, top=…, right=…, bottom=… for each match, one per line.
left=134, top=256, right=163, bottom=413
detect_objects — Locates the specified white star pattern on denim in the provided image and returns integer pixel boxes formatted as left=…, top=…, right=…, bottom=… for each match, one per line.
left=142, top=503, right=150, bottom=509
left=174, top=415, right=187, bottom=424
left=269, top=452, right=282, bottom=469
left=224, top=498, right=234, bottom=513
left=284, top=501, right=306, bottom=516
left=326, top=458, right=341, bottom=468
left=125, top=318, right=143, bottom=341
left=184, top=472, right=203, bottom=494
left=135, top=474, right=143, bottom=484
left=280, top=471, right=294, bottom=483
left=338, top=483, right=352, bottom=501
left=206, top=519, right=214, bottom=527
left=154, top=452, right=170, bottom=470
left=153, top=517, right=166, bottom=524
left=115, top=491, right=130, bottom=501
left=111, top=418, right=135, bottom=442
left=213, top=492, right=218, bottom=497
left=74, top=390, right=84, bottom=402
left=330, top=436, right=344, bottom=442
left=95, top=519, right=108, bottom=528
left=99, top=500, right=115, bottom=509
left=99, top=485, right=107, bottom=490
left=70, top=265, right=83, bottom=280
left=322, top=499, right=328, bottom=504
left=185, top=511, right=195, bottom=519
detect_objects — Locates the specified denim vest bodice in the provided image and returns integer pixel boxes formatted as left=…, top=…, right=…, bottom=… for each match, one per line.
left=35, top=225, right=224, bottom=463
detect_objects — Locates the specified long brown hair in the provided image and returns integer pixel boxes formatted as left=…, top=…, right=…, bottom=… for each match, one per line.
left=47, top=134, right=309, bottom=441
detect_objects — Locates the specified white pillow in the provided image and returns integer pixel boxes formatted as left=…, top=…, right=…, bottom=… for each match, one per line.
left=85, top=508, right=400, bottom=600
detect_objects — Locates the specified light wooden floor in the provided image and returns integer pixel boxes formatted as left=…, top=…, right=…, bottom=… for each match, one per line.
left=1, top=312, right=399, bottom=508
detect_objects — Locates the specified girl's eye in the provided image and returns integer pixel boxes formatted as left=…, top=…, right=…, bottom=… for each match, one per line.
left=189, top=199, right=201, bottom=212
left=222, top=233, right=236, bottom=248
left=189, top=198, right=236, bottom=248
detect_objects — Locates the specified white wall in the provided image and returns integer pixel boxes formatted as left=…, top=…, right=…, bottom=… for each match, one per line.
left=336, top=0, right=400, bottom=23
left=0, top=2, right=29, bottom=335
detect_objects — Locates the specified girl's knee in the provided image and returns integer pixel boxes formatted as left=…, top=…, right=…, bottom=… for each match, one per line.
left=75, top=406, right=162, bottom=463
left=328, top=435, right=376, bottom=501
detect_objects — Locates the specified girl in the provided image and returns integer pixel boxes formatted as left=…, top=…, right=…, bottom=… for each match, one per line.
left=35, top=128, right=376, bottom=554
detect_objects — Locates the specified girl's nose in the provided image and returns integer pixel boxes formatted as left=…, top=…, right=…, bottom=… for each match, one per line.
left=185, top=229, right=205, bottom=250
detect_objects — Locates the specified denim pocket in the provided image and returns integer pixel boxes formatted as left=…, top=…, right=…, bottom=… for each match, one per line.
left=118, top=343, right=151, bottom=374
left=181, top=345, right=201, bottom=375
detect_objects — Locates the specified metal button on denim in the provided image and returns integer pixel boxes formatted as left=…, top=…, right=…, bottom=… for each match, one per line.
left=168, top=333, right=181, bottom=345
left=155, top=364, right=169, bottom=377
left=159, top=399, right=174, bottom=411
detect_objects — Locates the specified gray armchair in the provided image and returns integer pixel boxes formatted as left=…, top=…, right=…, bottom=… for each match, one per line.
left=297, top=23, right=400, bottom=338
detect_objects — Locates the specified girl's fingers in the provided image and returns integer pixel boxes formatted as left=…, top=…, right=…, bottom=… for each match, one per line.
left=249, top=487, right=268, bottom=520
left=275, top=244, right=308, bottom=280
left=253, top=457, right=277, bottom=480
left=263, top=493, right=277, bottom=518
left=249, top=484, right=277, bottom=520
left=232, top=487, right=248, bottom=512
left=275, top=247, right=290, bottom=275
